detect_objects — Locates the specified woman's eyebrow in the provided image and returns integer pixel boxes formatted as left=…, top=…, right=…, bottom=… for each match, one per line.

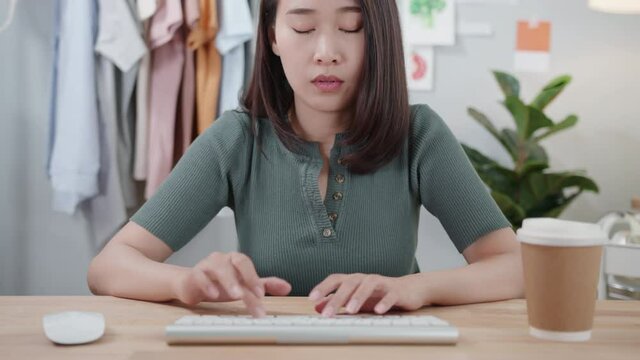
left=285, top=6, right=362, bottom=16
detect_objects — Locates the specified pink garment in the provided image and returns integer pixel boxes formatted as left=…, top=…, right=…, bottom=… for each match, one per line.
left=176, top=0, right=200, bottom=159
left=146, top=0, right=185, bottom=199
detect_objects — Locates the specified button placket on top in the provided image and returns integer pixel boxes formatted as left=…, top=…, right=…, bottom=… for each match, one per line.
left=324, top=140, right=348, bottom=235
left=297, top=142, right=337, bottom=243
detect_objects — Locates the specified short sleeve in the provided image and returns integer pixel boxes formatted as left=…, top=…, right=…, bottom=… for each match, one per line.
left=130, top=111, right=252, bottom=252
left=94, top=0, right=147, bottom=72
left=148, top=0, right=183, bottom=49
left=409, top=104, right=512, bottom=254
left=216, top=0, right=253, bottom=54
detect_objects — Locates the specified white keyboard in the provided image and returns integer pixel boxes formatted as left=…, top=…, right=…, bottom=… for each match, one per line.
left=166, top=314, right=459, bottom=345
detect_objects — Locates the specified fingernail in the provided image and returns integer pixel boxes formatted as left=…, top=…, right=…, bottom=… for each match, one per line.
left=309, top=290, right=320, bottom=301
left=255, top=286, right=265, bottom=298
left=375, top=303, right=386, bottom=314
left=231, top=285, right=243, bottom=297
left=346, top=300, right=358, bottom=313
left=321, top=306, right=333, bottom=317
left=256, top=306, right=266, bottom=318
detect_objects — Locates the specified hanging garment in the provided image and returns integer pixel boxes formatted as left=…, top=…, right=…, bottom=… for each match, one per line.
left=0, top=0, right=18, bottom=33
left=216, top=0, right=253, bottom=117
left=145, top=0, right=185, bottom=199
left=174, top=0, right=200, bottom=161
left=89, top=0, right=147, bottom=248
left=137, top=0, right=157, bottom=20
left=48, top=0, right=100, bottom=214
left=188, top=0, right=221, bottom=134
left=95, top=0, right=146, bottom=208
left=244, top=0, right=260, bottom=89
left=133, top=0, right=159, bottom=181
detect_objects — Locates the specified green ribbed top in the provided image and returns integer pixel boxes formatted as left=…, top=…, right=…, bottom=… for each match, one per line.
left=131, top=104, right=510, bottom=296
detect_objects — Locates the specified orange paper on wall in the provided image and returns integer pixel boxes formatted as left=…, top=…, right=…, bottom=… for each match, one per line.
left=516, top=21, right=551, bottom=52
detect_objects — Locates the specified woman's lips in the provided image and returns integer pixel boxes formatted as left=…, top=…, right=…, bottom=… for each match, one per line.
left=312, top=75, right=344, bottom=92
left=313, top=80, right=343, bottom=92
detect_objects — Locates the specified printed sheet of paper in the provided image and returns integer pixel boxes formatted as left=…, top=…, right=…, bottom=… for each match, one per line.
left=514, top=20, right=551, bottom=72
left=406, top=46, right=435, bottom=91
left=402, top=0, right=456, bottom=46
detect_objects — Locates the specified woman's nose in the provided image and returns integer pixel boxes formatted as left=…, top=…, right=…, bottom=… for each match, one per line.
left=313, top=37, right=341, bottom=65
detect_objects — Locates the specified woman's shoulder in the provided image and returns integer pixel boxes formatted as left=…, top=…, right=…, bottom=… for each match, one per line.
left=408, top=103, right=451, bottom=145
left=199, top=109, right=255, bottom=145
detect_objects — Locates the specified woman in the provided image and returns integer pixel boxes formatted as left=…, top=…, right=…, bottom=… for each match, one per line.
left=88, top=0, right=524, bottom=319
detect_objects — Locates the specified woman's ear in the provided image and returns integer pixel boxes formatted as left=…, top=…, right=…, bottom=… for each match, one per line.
left=269, top=26, right=280, bottom=56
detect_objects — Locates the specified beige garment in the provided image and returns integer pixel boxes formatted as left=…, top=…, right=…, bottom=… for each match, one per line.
left=187, top=0, right=222, bottom=134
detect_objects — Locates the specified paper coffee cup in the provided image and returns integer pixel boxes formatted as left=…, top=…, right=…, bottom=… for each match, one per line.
left=517, top=218, right=607, bottom=342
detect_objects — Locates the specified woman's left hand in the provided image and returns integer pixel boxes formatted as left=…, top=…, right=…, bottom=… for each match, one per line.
left=308, top=273, right=427, bottom=317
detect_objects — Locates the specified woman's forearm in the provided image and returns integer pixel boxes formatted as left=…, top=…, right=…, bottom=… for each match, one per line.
left=87, top=243, right=189, bottom=302
left=411, top=251, right=525, bottom=306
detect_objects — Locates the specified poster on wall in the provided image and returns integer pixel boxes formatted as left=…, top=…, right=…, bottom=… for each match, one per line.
left=402, top=0, right=456, bottom=46
left=514, top=19, right=551, bottom=72
left=406, top=46, right=435, bottom=91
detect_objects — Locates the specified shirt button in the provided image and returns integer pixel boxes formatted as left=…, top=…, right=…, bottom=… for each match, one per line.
left=332, top=192, right=343, bottom=201
left=322, top=228, right=333, bottom=237
left=337, top=157, right=346, bottom=166
left=335, top=174, right=345, bottom=184
left=328, top=212, right=338, bottom=222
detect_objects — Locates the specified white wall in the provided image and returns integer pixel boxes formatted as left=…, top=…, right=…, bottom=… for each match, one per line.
left=1, top=0, right=638, bottom=295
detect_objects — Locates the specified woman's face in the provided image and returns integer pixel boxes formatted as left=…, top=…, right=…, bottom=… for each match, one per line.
left=271, top=0, right=365, bottom=114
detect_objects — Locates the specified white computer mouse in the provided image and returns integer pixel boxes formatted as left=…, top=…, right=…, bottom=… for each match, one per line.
left=42, top=311, right=105, bottom=345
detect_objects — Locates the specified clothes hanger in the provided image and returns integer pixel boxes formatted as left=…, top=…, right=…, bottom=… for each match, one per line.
left=0, top=0, right=18, bottom=34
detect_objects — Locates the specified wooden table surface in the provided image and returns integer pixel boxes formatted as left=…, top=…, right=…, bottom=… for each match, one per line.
left=0, top=296, right=638, bottom=360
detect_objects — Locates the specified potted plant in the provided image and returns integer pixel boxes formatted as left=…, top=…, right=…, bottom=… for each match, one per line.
left=462, top=70, right=599, bottom=229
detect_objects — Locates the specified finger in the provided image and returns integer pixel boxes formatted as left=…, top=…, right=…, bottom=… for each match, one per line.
left=237, top=278, right=267, bottom=318
left=322, top=279, right=360, bottom=317
left=229, top=252, right=264, bottom=298
left=260, top=277, right=292, bottom=296
left=314, top=294, right=334, bottom=314
left=374, top=292, right=399, bottom=315
left=308, top=274, right=344, bottom=302
left=193, top=268, right=219, bottom=301
left=345, top=275, right=382, bottom=314
left=203, top=257, right=244, bottom=300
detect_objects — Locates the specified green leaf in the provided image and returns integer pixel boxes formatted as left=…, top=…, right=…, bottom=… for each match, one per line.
left=542, top=192, right=582, bottom=218
left=534, top=115, right=578, bottom=142
left=517, top=171, right=598, bottom=218
left=462, top=144, right=517, bottom=195
left=467, top=107, right=513, bottom=155
left=491, top=190, right=524, bottom=227
left=501, top=129, right=549, bottom=171
left=503, top=95, right=529, bottom=139
left=500, top=129, right=520, bottom=161
left=530, top=75, right=572, bottom=111
left=492, top=70, right=520, bottom=98
left=520, top=160, right=549, bottom=176
left=527, top=106, right=554, bottom=138
left=557, top=173, right=599, bottom=193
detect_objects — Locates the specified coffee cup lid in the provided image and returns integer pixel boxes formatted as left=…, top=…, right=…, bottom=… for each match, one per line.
left=517, top=218, right=607, bottom=247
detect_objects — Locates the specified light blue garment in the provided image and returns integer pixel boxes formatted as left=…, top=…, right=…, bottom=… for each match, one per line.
left=48, top=0, right=100, bottom=214
left=217, top=0, right=253, bottom=116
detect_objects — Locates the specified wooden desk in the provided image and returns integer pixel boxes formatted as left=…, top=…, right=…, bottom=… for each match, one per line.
left=0, top=296, right=638, bottom=360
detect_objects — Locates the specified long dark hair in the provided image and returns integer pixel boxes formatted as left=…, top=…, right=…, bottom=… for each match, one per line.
left=241, top=0, right=410, bottom=174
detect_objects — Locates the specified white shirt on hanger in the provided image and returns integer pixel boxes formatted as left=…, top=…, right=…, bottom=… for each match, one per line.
left=216, top=0, right=254, bottom=116
left=137, top=0, right=158, bottom=21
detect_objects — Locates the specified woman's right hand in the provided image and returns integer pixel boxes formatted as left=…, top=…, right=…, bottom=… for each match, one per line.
left=172, top=252, right=292, bottom=317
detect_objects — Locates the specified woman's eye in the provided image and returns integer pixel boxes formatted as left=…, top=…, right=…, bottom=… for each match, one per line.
left=340, top=28, right=362, bottom=34
left=292, top=28, right=314, bottom=34
left=292, top=27, right=362, bottom=34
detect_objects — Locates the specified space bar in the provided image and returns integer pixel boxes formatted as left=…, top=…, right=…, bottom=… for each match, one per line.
left=166, top=325, right=459, bottom=345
